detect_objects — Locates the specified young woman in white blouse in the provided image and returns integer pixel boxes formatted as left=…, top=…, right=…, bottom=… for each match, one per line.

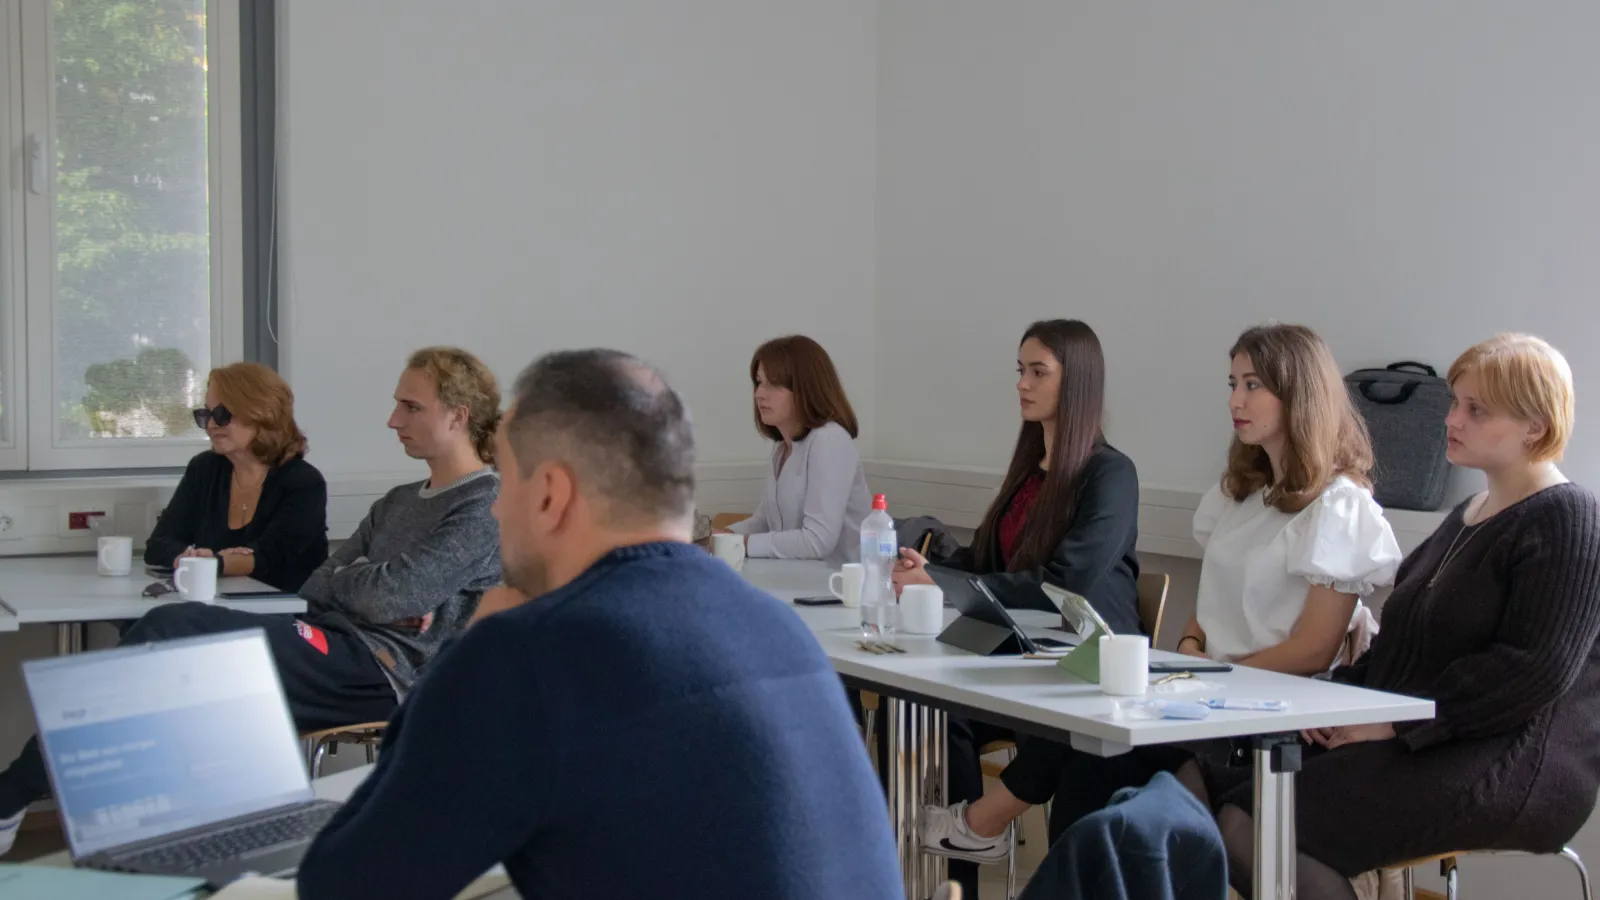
left=721, top=335, right=872, bottom=565
left=1178, top=323, right=1402, bottom=673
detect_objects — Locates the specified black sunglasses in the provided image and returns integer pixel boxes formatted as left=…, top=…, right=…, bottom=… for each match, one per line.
left=193, top=404, right=233, bottom=429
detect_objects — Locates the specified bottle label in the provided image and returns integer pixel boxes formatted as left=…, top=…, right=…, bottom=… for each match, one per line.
left=877, top=538, right=897, bottom=557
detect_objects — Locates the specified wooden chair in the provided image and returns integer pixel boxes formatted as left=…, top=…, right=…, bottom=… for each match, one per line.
left=301, top=722, right=388, bottom=779
left=709, top=512, right=748, bottom=531
left=1137, top=571, right=1171, bottom=648
left=1393, top=848, right=1591, bottom=900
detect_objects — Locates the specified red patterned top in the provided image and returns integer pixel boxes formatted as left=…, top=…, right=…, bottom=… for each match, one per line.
left=998, top=470, right=1046, bottom=566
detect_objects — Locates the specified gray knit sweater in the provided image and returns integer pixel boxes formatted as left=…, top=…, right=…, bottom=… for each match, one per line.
left=299, top=469, right=502, bottom=692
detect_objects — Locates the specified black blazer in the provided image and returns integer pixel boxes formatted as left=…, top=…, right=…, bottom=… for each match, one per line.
left=936, top=443, right=1142, bottom=635
left=145, top=451, right=330, bottom=592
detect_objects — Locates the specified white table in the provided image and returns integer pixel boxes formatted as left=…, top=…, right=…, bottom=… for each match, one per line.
left=743, top=559, right=1435, bottom=900
left=0, top=555, right=305, bottom=653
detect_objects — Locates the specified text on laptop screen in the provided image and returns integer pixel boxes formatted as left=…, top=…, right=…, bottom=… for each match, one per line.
left=24, top=630, right=312, bottom=858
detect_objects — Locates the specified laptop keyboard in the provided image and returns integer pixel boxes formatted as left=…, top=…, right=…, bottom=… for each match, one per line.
left=109, top=803, right=340, bottom=874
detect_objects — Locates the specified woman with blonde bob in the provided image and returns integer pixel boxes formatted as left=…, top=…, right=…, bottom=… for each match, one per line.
left=1195, top=334, right=1600, bottom=899
left=145, top=361, right=329, bottom=592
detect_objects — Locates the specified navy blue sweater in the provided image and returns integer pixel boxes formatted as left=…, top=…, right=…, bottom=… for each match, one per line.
left=297, top=542, right=902, bottom=900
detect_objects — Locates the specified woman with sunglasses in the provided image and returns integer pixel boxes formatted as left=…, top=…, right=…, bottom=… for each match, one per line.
left=144, top=362, right=329, bottom=592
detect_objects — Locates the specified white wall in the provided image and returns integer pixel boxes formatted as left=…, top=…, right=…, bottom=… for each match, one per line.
left=277, top=0, right=877, bottom=476
left=875, top=3, right=1600, bottom=893
left=875, top=0, right=1600, bottom=494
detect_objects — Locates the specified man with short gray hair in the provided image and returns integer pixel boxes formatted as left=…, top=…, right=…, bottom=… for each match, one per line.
left=299, top=349, right=902, bottom=900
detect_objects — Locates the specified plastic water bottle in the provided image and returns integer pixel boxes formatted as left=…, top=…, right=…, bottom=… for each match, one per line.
left=859, top=494, right=898, bottom=637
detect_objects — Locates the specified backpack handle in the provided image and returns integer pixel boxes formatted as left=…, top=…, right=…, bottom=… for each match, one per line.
left=1385, top=361, right=1437, bottom=377
left=1357, top=379, right=1422, bottom=405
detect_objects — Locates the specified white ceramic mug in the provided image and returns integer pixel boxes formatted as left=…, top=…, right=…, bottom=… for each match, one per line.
left=1099, top=634, right=1151, bottom=696
left=97, top=535, right=133, bottom=577
left=175, top=556, right=219, bottom=604
left=899, top=583, right=944, bottom=634
left=711, top=533, right=745, bottom=572
left=828, top=563, right=865, bottom=608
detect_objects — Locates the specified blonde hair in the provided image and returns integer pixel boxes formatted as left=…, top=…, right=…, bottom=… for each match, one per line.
left=207, top=362, right=307, bottom=465
left=406, top=347, right=502, bottom=462
left=1448, top=333, right=1574, bottom=463
left=1222, top=324, right=1375, bottom=513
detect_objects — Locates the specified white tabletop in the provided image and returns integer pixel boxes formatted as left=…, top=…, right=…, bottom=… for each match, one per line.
left=744, top=559, right=1435, bottom=751
left=0, top=555, right=306, bottom=624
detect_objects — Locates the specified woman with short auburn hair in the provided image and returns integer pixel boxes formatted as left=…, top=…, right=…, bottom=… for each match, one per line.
left=144, top=362, right=329, bottom=592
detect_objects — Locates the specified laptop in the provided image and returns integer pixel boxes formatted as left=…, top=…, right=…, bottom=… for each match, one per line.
left=23, top=629, right=342, bottom=887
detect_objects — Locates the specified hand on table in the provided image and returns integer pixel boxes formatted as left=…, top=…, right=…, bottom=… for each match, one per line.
left=218, top=547, right=253, bottom=557
left=891, top=548, right=935, bottom=596
left=1302, top=722, right=1395, bottom=749
left=174, top=546, right=215, bottom=566
left=1179, top=645, right=1210, bottom=659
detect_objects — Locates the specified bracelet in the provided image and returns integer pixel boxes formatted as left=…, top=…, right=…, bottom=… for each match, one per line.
left=1178, top=635, right=1205, bottom=652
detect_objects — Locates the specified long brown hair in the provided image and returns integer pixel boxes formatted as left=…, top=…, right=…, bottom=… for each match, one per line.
left=207, top=362, right=307, bottom=465
left=406, top=347, right=503, bottom=463
left=749, top=336, right=859, bottom=441
left=971, top=320, right=1106, bottom=572
left=1222, top=324, right=1373, bottom=512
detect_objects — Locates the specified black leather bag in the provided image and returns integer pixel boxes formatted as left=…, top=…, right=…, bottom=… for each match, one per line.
left=1346, top=361, right=1453, bottom=511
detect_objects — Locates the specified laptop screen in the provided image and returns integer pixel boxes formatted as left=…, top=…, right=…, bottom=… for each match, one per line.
left=23, top=629, right=314, bottom=858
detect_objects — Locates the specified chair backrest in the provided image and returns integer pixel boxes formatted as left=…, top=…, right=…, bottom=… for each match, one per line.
left=1137, top=571, right=1170, bottom=647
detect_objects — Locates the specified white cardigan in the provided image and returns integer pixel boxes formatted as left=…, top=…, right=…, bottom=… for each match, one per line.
left=728, top=422, right=873, bottom=566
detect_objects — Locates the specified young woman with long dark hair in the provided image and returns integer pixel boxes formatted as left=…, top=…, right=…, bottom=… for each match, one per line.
left=894, top=320, right=1141, bottom=896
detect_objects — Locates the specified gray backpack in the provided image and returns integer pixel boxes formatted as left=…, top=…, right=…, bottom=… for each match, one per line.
left=1345, top=362, right=1454, bottom=511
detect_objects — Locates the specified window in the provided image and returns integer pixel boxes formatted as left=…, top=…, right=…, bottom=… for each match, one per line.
left=1, top=0, right=243, bottom=470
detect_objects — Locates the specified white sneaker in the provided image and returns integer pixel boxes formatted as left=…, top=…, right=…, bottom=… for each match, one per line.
left=0, top=808, right=23, bottom=858
left=920, top=801, right=1010, bottom=864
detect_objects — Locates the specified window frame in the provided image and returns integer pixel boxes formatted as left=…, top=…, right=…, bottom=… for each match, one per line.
left=12, top=0, right=245, bottom=471
left=0, top=5, right=27, bottom=470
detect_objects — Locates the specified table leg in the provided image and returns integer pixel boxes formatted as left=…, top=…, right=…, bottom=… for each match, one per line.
left=886, top=697, right=913, bottom=898
left=919, top=705, right=948, bottom=892
left=55, top=622, right=85, bottom=654
left=1252, top=734, right=1302, bottom=900
left=883, top=698, right=949, bottom=900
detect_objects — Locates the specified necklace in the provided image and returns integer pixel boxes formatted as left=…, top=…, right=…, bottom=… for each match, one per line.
left=231, top=470, right=266, bottom=513
left=1428, top=521, right=1482, bottom=588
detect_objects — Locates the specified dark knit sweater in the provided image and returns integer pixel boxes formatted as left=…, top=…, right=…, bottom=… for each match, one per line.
left=1206, top=482, right=1600, bottom=874
left=297, top=542, right=902, bottom=900
left=1342, top=483, right=1600, bottom=753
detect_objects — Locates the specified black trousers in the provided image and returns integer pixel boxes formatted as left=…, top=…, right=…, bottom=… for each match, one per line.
left=0, top=602, right=396, bottom=817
